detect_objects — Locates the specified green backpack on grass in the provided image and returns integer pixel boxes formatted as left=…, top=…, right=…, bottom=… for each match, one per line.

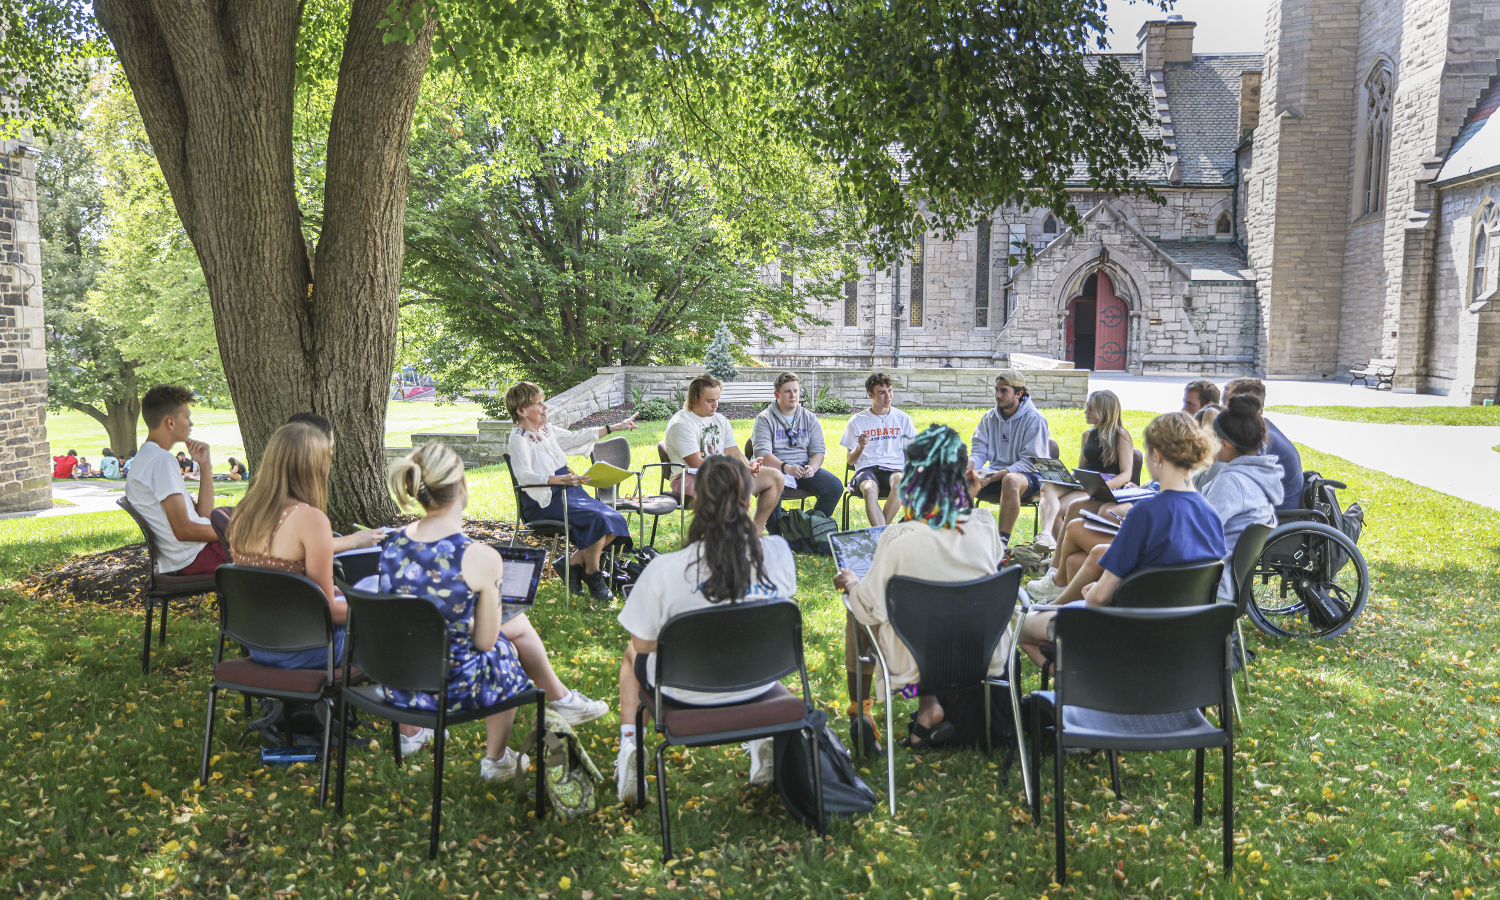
left=513, top=709, right=603, bottom=819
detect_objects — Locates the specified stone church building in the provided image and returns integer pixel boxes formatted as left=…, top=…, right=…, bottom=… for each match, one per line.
left=753, top=2, right=1500, bottom=402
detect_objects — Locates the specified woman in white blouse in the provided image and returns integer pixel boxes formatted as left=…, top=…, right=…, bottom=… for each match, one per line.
left=505, top=381, right=639, bottom=601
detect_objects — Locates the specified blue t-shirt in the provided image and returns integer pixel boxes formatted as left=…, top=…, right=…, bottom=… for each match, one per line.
left=1098, top=489, right=1226, bottom=579
left=1265, top=420, right=1304, bottom=511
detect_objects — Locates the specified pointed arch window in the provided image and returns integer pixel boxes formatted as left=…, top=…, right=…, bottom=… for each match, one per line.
left=909, top=234, right=924, bottom=328
left=1040, top=214, right=1059, bottom=247
left=1361, top=63, right=1393, bottom=217
left=1216, top=212, right=1233, bottom=237
left=1473, top=201, right=1497, bottom=303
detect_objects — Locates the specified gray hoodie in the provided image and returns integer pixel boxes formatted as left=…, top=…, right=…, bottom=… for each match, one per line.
left=968, top=396, right=1050, bottom=473
left=1201, top=454, right=1284, bottom=600
left=752, top=403, right=825, bottom=467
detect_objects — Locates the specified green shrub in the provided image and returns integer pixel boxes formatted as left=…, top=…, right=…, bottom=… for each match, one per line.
left=635, top=397, right=678, bottom=421
left=815, top=395, right=852, bottom=414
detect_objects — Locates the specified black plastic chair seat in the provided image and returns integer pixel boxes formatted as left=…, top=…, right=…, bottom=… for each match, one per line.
left=342, top=681, right=545, bottom=729
left=1060, top=704, right=1223, bottom=751
left=152, top=572, right=217, bottom=594
left=523, top=517, right=568, bottom=537
left=643, top=682, right=808, bottom=740
left=213, top=658, right=360, bottom=699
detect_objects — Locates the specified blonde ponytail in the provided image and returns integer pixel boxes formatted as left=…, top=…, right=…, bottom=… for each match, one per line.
left=389, top=442, right=464, bottom=511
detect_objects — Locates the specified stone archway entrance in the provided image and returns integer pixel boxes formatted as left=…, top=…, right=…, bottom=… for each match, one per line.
left=1064, top=271, right=1128, bottom=371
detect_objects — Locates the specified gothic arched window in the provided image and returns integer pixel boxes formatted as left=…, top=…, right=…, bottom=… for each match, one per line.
left=1361, top=63, right=1393, bottom=217
left=1040, top=214, right=1058, bottom=246
left=1473, top=200, right=1497, bottom=303
left=1215, top=212, right=1233, bottom=237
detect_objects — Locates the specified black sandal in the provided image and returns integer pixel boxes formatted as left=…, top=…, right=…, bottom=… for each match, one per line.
left=849, top=714, right=885, bottom=758
left=899, top=718, right=954, bottom=750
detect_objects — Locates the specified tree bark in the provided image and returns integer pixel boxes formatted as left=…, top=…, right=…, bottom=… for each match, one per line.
left=70, top=393, right=143, bottom=457
left=94, top=0, right=435, bottom=527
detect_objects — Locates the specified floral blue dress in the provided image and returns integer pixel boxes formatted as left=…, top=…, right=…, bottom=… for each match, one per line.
left=377, top=530, right=534, bottom=712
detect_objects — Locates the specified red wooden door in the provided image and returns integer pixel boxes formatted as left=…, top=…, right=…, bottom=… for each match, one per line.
left=1093, top=272, right=1128, bottom=370
left=1064, top=302, right=1076, bottom=362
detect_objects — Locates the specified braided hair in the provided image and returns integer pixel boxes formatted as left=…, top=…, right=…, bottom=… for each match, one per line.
left=898, top=424, right=972, bottom=529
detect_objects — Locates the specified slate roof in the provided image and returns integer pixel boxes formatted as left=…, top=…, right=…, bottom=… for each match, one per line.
left=1153, top=239, right=1254, bottom=281
left=1436, top=72, right=1500, bottom=186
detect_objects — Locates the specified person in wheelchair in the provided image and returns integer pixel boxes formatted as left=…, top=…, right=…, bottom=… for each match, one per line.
left=1018, top=413, right=1224, bottom=667
left=1223, top=378, right=1303, bottom=512
left=1200, top=394, right=1283, bottom=600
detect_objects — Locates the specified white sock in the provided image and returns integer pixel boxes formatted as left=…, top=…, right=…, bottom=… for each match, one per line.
left=620, top=725, right=636, bottom=743
left=1046, top=567, right=1057, bottom=579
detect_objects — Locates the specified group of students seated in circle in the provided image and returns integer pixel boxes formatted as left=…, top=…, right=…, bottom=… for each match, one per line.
left=122, top=368, right=1306, bottom=802
left=53, top=448, right=129, bottom=480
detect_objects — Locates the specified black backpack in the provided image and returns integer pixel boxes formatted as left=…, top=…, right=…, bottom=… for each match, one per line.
left=928, top=686, right=1022, bottom=783
left=1293, top=471, right=1366, bottom=627
left=773, top=709, right=877, bottom=828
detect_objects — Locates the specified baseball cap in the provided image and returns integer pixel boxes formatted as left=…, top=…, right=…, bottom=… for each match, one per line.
left=994, top=369, right=1027, bottom=389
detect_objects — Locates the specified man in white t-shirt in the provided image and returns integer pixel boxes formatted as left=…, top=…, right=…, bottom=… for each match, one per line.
left=840, top=372, right=918, bottom=526
left=662, top=373, right=783, bottom=532
left=125, top=385, right=224, bottom=575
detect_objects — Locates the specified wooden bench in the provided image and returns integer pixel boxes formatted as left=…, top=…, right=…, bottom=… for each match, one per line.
left=1349, top=358, right=1396, bottom=390
left=716, top=381, right=776, bottom=406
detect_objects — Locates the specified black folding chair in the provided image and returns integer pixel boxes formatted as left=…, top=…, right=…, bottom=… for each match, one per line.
left=119, top=497, right=218, bottom=673
left=590, top=436, right=678, bottom=548
left=1030, top=604, right=1236, bottom=886
left=334, top=586, right=547, bottom=859
left=846, top=567, right=1033, bottom=813
left=840, top=457, right=895, bottom=531
left=502, top=453, right=572, bottom=597
left=1228, top=523, right=1274, bottom=700
left=200, top=566, right=349, bottom=804
left=634, top=600, right=823, bottom=862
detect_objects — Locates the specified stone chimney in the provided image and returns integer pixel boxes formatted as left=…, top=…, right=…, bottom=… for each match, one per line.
left=1239, top=70, right=1263, bottom=134
left=1138, top=15, right=1195, bottom=68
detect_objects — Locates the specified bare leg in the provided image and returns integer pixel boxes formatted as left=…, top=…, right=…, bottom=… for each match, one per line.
left=860, top=481, right=884, bottom=527
left=1018, top=607, right=1059, bottom=667
left=750, top=467, right=785, bottom=532
left=569, top=534, right=614, bottom=574
left=620, top=643, right=644, bottom=728
left=1050, top=490, right=1094, bottom=537
left=997, top=472, right=1027, bottom=536
left=914, top=695, right=944, bottom=729
left=881, top=473, right=904, bottom=524
left=1036, top=483, right=1066, bottom=539
left=483, top=708, right=519, bottom=760
left=1054, top=544, right=1110, bottom=604
left=502, top=613, right=569, bottom=701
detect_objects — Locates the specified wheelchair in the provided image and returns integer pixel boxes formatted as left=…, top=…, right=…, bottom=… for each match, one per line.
left=1245, top=474, right=1369, bottom=640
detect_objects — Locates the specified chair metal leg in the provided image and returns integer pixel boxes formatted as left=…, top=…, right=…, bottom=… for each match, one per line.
left=807, top=727, right=827, bottom=836
left=1007, top=674, right=1033, bottom=809
left=983, top=684, right=993, bottom=754
left=159, top=599, right=169, bottom=647
left=142, top=598, right=155, bottom=674
left=655, top=742, right=673, bottom=862
left=199, top=686, right=218, bottom=786
left=882, top=664, right=896, bottom=815
left=1029, top=693, right=1042, bottom=822
left=1223, top=734, right=1234, bottom=874
left=1054, top=735, right=1066, bottom=885
left=1236, top=620, right=1252, bottom=698
left=535, top=693, right=546, bottom=821
left=318, top=698, right=333, bottom=808
left=1193, top=748, right=1205, bottom=826
left=1109, top=751, right=1122, bottom=799
left=429, top=708, right=446, bottom=859
left=634, top=706, right=647, bottom=810
left=392, top=720, right=404, bottom=766
left=334, top=691, right=351, bottom=816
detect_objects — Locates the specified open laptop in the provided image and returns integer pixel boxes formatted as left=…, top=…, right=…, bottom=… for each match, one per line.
left=1028, top=457, right=1081, bottom=487
left=1072, top=469, right=1157, bottom=505
left=828, top=526, right=887, bottom=579
left=497, top=546, right=547, bottom=612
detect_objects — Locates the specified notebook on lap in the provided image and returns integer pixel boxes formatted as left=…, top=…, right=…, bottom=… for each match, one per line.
left=828, top=526, right=887, bottom=579
left=1072, top=469, right=1157, bottom=505
left=1029, top=457, right=1080, bottom=486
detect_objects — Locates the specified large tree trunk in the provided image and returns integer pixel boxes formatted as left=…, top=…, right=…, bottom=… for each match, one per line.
left=71, top=394, right=142, bottom=457
left=93, top=0, right=434, bottom=528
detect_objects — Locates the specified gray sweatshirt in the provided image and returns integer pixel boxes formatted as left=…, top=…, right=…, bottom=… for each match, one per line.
left=752, top=404, right=825, bottom=467
left=1201, top=454, right=1284, bottom=600
left=968, top=396, right=1050, bottom=473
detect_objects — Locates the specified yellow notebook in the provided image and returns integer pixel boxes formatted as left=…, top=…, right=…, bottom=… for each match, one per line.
left=581, top=461, right=634, bottom=489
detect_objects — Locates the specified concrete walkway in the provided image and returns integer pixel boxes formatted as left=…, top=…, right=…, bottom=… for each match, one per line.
left=0, top=479, right=126, bottom=521
left=1089, top=373, right=1500, bottom=511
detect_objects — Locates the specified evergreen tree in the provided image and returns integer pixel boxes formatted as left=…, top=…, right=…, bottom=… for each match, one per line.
left=703, top=324, right=739, bottom=383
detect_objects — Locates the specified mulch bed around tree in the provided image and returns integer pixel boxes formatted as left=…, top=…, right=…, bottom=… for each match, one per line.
left=22, top=519, right=550, bottom=610
left=569, top=401, right=765, bottom=430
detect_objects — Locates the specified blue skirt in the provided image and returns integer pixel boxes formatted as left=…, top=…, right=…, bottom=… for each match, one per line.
left=519, top=466, right=634, bottom=551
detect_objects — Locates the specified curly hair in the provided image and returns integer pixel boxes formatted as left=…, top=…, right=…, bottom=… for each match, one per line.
left=1143, top=412, right=1218, bottom=472
left=898, top=424, right=972, bottom=529
left=685, top=455, right=771, bottom=602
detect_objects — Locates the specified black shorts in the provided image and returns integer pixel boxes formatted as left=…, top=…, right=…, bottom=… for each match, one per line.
left=850, top=467, right=901, bottom=496
left=976, top=470, right=1043, bottom=504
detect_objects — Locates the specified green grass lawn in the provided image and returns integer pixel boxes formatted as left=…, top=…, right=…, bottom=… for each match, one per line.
left=1267, top=405, right=1500, bottom=426
left=2, top=410, right=1499, bottom=899
left=45, top=402, right=490, bottom=475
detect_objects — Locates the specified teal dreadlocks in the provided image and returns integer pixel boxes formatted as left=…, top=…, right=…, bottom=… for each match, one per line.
left=898, top=425, right=972, bottom=529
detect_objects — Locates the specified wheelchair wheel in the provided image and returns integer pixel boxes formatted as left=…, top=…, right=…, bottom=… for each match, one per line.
left=1247, top=521, right=1368, bottom=639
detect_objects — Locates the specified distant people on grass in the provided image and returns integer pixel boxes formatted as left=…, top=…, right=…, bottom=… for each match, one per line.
left=614, top=454, right=796, bottom=799
left=841, top=372, right=917, bottom=527
left=382, top=441, right=536, bottom=783
left=1018, top=412, right=1224, bottom=666
left=662, top=373, right=784, bottom=533
left=124, top=386, right=225, bottom=576
left=1033, top=389, right=1133, bottom=551
left=836, top=425, right=1005, bottom=751
left=122, top=453, right=134, bottom=477
left=1201, top=394, right=1283, bottom=600
left=506, top=381, right=638, bottom=601
left=176, top=451, right=201, bottom=481
left=52, top=449, right=78, bottom=480
left=752, top=372, right=843, bottom=531
left=99, top=450, right=122, bottom=480
left=1224, top=377, right=1304, bottom=510
left=227, top=457, right=249, bottom=482
left=967, top=370, right=1052, bottom=547
left=74, top=457, right=94, bottom=478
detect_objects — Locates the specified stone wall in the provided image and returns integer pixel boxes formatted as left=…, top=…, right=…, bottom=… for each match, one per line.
left=0, top=140, right=50, bottom=512
left=1431, top=178, right=1500, bottom=402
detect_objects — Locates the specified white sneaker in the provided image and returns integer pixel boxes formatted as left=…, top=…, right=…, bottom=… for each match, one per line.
left=1026, top=574, right=1066, bottom=605
left=549, top=690, right=609, bottom=727
left=1034, top=531, right=1057, bottom=551
left=616, top=739, right=639, bottom=801
left=479, top=748, right=529, bottom=783
left=399, top=727, right=433, bottom=756
left=746, top=738, right=775, bottom=785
